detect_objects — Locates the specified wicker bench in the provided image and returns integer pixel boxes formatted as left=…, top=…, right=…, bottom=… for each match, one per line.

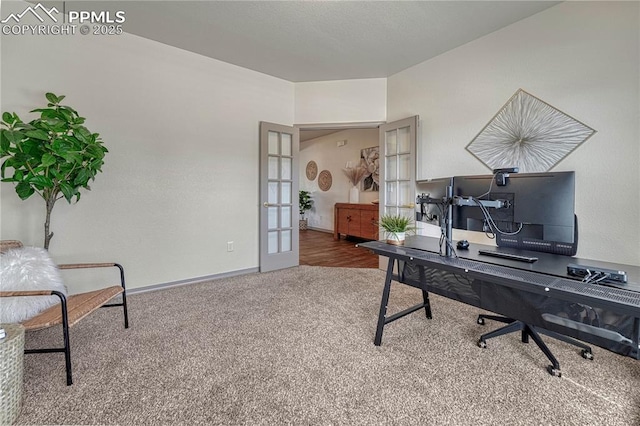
left=0, top=241, right=129, bottom=385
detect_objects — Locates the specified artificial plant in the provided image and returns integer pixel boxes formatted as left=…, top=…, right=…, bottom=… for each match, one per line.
left=299, top=190, right=313, bottom=219
left=378, top=214, right=415, bottom=237
left=1, top=92, right=107, bottom=249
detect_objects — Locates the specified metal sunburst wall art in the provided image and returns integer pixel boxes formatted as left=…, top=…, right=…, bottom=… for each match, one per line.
left=466, top=89, right=596, bottom=173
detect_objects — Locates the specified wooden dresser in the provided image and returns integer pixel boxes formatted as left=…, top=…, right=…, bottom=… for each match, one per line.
left=334, top=203, right=379, bottom=241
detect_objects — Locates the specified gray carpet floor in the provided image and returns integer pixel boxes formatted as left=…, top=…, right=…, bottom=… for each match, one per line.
left=14, top=265, right=640, bottom=425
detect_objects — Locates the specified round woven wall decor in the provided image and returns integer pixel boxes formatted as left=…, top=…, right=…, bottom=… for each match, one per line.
left=305, top=161, right=318, bottom=180
left=318, top=170, right=332, bottom=191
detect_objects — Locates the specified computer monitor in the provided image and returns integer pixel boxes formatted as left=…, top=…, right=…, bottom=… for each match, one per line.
left=451, top=171, right=577, bottom=255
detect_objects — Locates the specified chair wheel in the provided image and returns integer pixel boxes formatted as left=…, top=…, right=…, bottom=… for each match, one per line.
left=547, top=365, right=562, bottom=377
left=478, top=339, right=487, bottom=349
left=477, top=317, right=485, bottom=325
left=581, top=349, right=594, bottom=360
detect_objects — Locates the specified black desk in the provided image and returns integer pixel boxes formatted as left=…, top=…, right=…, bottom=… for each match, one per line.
left=358, top=236, right=640, bottom=376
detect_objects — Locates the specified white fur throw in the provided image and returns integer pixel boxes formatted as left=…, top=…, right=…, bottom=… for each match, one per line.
left=0, top=247, right=67, bottom=323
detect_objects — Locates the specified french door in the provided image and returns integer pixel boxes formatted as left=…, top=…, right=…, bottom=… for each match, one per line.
left=259, top=122, right=300, bottom=272
left=379, top=116, right=418, bottom=218
left=378, top=116, right=418, bottom=269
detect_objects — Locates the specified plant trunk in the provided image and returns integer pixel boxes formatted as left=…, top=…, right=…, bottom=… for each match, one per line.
left=44, top=195, right=57, bottom=250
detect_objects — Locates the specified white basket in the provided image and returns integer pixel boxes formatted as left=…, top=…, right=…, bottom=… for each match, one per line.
left=0, top=323, right=24, bottom=425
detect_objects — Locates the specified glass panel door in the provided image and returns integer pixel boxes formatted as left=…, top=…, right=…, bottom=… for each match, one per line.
left=380, top=117, right=417, bottom=220
left=260, top=122, right=299, bottom=272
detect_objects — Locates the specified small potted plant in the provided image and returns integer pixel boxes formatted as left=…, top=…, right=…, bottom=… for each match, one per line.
left=378, top=214, right=415, bottom=245
left=299, top=190, right=313, bottom=230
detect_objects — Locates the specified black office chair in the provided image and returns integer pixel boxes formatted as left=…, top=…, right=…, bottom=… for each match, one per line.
left=476, top=216, right=592, bottom=377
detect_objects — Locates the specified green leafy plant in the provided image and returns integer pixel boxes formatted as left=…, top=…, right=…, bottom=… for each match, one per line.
left=1, top=93, right=107, bottom=249
left=378, top=214, right=415, bottom=240
left=378, top=215, right=416, bottom=245
left=299, top=190, right=313, bottom=219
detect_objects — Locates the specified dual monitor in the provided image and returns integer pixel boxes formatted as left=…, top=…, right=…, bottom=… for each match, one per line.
left=416, top=171, right=577, bottom=256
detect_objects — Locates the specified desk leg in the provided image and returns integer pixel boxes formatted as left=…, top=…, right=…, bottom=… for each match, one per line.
left=418, top=266, right=432, bottom=319
left=633, top=318, right=640, bottom=360
left=374, top=257, right=395, bottom=346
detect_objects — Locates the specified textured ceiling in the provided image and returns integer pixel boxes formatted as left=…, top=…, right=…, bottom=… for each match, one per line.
left=58, top=1, right=560, bottom=82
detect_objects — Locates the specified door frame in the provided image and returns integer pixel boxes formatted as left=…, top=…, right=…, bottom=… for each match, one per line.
left=295, top=121, right=386, bottom=268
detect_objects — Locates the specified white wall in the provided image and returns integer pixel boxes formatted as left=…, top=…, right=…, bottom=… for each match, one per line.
left=295, top=79, right=386, bottom=124
left=388, top=1, right=639, bottom=265
left=300, top=129, right=379, bottom=231
left=1, top=9, right=294, bottom=291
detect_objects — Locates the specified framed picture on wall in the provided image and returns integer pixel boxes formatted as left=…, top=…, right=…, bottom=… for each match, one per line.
left=361, top=146, right=379, bottom=192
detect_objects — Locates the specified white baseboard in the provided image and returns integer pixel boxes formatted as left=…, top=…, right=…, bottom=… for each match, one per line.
left=127, top=267, right=259, bottom=295
left=306, top=227, right=333, bottom=233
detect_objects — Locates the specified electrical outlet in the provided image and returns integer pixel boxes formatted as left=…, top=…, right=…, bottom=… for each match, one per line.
left=227, top=241, right=234, bottom=252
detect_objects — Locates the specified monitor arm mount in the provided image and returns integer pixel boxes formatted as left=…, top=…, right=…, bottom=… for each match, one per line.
left=416, top=194, right=447, bottom=222
left=452, top=196, right=510, bottom=209
left=416, top=188, right=512, bottom=257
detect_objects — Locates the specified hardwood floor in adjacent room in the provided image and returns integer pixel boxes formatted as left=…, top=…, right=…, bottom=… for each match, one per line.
left=299, top=229, right=379, bottom=268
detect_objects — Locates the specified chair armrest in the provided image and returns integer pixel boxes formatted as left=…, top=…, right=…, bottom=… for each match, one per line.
left=0, top=290, right=57, bottom=297
left=58, top=262, right=118, bottom=270
left=1, top=290, right=68, bottom=329
left=57, top=263, right=127, bottom=291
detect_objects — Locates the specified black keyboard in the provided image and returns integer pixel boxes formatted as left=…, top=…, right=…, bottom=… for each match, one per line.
left=478, top=249, right=538, bottom=263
